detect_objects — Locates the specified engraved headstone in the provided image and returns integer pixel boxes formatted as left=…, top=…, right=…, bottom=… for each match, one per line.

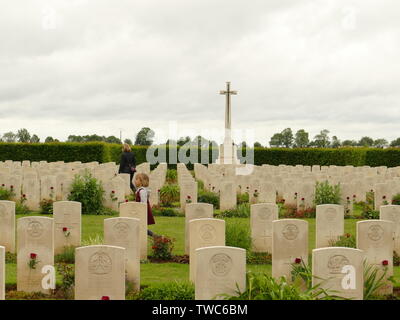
left=119, top=202, right=147, bottom=260
left=104, top=217, right=140, bottom=291
left=17, top=217, right=54, bottom=294
left=250, top=203, right=278, bottom=253
left=380, top=205, right=400, bottom=255
left=54, top=201, right=82, bottom=254
left=189, top=218, right=225, bottom=282
left=272, top=219, right=308, bottom=281
left=75, top=245, right=126, bottom=300
left=185, top=203, right=214, bottom=255
left=312, top=247, right=364, bottom=300
left=220, top=181, right=237, bottom=211
left=316, top=204, right=344, bottom=248
left=357, top=220, right=394, bottom=295
left=195, top=246, right=246, bottom=300
left=0, top=201, right=15, bottom=253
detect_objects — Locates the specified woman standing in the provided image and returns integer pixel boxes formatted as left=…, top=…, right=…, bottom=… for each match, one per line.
left=118, top=143, right=136, bottom=191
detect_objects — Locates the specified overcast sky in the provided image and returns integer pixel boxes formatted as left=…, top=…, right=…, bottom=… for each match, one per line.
left=0, top=0, right=399, bottom=145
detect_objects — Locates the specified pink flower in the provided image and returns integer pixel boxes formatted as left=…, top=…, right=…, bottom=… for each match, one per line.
left=382, top=260, right=389, bottom=266
left=30, top=253, right=37, bottom=259
left=295, top=258, right=302, bottom=264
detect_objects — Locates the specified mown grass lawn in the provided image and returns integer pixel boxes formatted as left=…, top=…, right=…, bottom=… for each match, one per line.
left=6, top=213, right=400, bottom=292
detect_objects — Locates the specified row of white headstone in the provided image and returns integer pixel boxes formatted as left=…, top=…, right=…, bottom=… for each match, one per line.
left=1, top=199, right=398, bottom=299
left=0, top=160, right=162, bottom=211
left=194, top=163, right=400, bottom=211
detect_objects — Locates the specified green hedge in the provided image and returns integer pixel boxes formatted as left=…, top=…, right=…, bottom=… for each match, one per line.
left=0, top=142, right=109, bottom=163
left=1, top=143, right=400, bottom=167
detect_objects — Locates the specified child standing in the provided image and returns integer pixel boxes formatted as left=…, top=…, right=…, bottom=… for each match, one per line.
left=134, top=173, right=158, bottom=237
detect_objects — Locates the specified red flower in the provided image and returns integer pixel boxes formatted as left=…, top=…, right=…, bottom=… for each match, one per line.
left=10, top=185, right=13, bottom=189
left=101, top=296, right=110, bottom=300
left=187, top=195, right=191, bottom=199
left=353, top=195, right=356, bottom=198
left=50, top=187, right=54, bottom=190
left=254, top=189, right=258, bottom=193
left=1, top=184, right=4, bottom=187
left=383, top=195, right=386, bottom=200
left=346, top=196, right=350, bottom=200
left=295, top=258, right=302, bottom=264
left=63, top=227, right=68, bottom=232
left=345, top=233, right=351, bottom=238
left=157, top=189, right=160, bottom=193
left=125, top=199, right=129, bottom=202
left=22, top=194, right=26, bottom=198
left=30, top=253, right=37, bottom=259
left=295, top=192, right=298, bottom=196
left=112, top=190, right=115, bottom=194
left=382, top=260, right=389, bottom=266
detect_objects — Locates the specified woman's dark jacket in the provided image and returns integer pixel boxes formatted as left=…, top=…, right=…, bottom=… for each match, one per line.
left=118, top=151, right=136, bottom=174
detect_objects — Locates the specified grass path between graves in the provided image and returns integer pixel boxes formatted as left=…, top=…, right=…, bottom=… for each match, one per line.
left=6, top=214, right=400, bottom=289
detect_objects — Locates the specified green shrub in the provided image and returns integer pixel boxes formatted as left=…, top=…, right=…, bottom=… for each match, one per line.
left=198, top=190, right=219, bottom=209
left=135, top=282, right=194, bottom=300
left=151, top=236, right=175, bottom=260
left=237, top=192, right=249, bottom=205
left=159, top=184, right=180, bottom=207
left=152, top=207, right=179, bottom=217
left=330, top=233, right=356, bottom=248
left=314, top=181, right=341, bottom=205
left=166, top=169, right=177, bottom=184
left=364, top=262, right=390, bottom=300
left=224, top=271, right=339, bottom=300
left=225, top=219, right=251, bottom=251
left=221, top=203, right=250, bottom=218
left=68, top=172, right=105, bottom=215
left=39, top=199, right=54, bottom=215
left=392, top=194, right=400, bottom=205
left=197, top=179, right=205, bottom=191
left=57, top=263, right=75, bottom=299
left=55, top=246, right=75, bottom=264
left=15, top=200, right=30, bottom=215
left=0, top=186, right=14, bottom=200
left=360, top=201, right=380, bottom=219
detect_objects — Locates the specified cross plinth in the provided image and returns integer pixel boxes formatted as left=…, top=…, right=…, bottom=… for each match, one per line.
left=216, top=81, right=239, bottom=165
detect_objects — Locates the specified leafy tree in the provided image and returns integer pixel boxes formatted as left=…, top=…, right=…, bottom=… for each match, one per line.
left=390, top=138, right=400, bottom=147
left=45, top=136, right=54, bottom=143
left=331, top=136, right=341, bottom=148
left=67, top=135, right=84, bottom=143
left=269, top=133, right=283, bottom=148
left=30, top=134, right=40, bottom=143
left=83, top=134, right=104, bottom=142
left=342, top=140, right=358, bottom=147
left=124, top=138, right=133, bottom=145
left=17, top=128, right=31, bottom=143
left=105, top=136, right=121, bottom=144
left=281, top=128, right=294, bottom=148
left=134, top=127, right=154, bottom=146
left=2, top=131, right=16, bottom=143
left=313, top=129, right=330, bottom=148
left=358, top=136, right=374, bottom=147
left=294, top=129, right=309, bottom=148
left=254, top=142, right=263, bottom=148
left=373, top=139, right=388, bottom=148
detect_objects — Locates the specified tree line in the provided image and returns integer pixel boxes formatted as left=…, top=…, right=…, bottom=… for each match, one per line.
left=1, top=127, right=400, bottom=148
